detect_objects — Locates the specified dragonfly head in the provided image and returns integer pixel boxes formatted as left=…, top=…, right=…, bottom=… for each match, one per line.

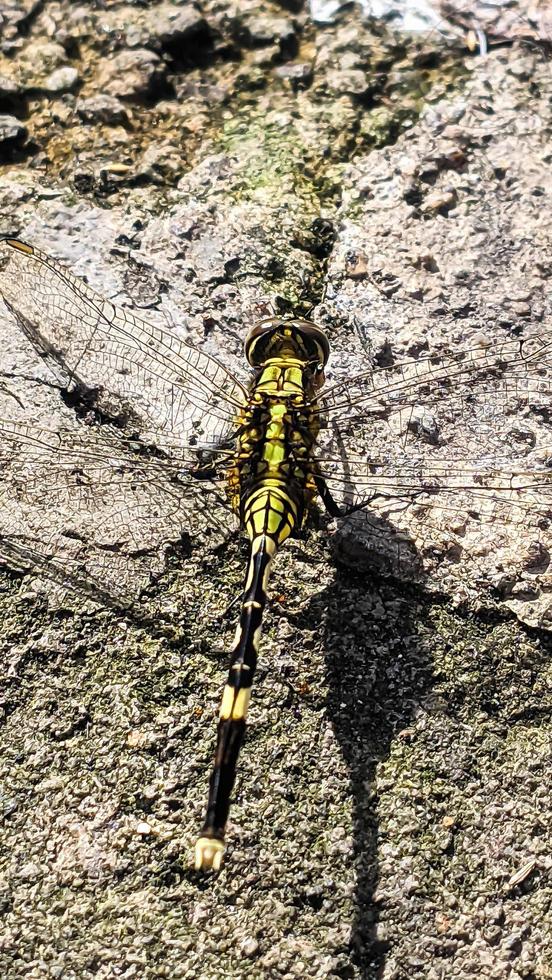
left=245, top=317, right=330, bottom=372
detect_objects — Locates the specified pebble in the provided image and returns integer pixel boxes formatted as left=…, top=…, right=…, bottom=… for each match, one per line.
left=76, top=95, right=129, bottom=126
left=398, top=155, right=418, bottom=177
left=0, top=75, right=20, bottom=99
left=98, top=48, right=166, bottom=100
left=135, top=142, right=182, bottom=185
left=135, top=821, right=152, bottom=835
left=441, top=124, right=470, bottom=144
left=508, top=59, right=532, bottom=81
left=413, top=252, right=439, bottom=272
left=326, top=68, right=370, bottom=96
left=509, top=301, right=532, bottom=317
left=43, top=66, right=79, bottom=93
left=155, top=5, right=206, bottom=48
left=29, top=41, right=67, bottom=72
left=0, top=114, right=27, bottom=149
left=421, top=188, right=457, bottom=214
left=126, top=729, right=148, bottom=748
left=240, top=937, right=259, bottom=958
left=240, top=16, right=296, bottom=49
left=274, top=62, right=313, bottom=89
left=18, top=861, right=41, bottom=881
left=436, top=143, right=466, bottom=168
left=502, top=290, right=532, bottom=303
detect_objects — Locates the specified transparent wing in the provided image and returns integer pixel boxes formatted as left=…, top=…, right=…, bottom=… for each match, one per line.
left=317, top=336, right=551, bottom=427
left=0, top=419, right=237, bottom=603
left=315, top=337, right=552, bottom=608
left=316, top=449, right=552, bottom=608
left=0, top=238, right=248, bottom=449
left=318, top=454, right=552, bottom=526
left=316, top=355, right=552, bottom=530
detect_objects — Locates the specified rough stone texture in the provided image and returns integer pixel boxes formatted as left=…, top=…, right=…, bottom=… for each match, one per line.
left=0, top=113, right=27, bottom=151
left=75, top=95, right=130, bottom=127
left=43, top=66, right=80, bottom=94
left=0, top=2, right=551, bottom=979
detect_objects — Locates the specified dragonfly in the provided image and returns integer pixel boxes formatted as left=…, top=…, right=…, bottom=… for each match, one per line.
left=1, top=236, right=551, bottom=870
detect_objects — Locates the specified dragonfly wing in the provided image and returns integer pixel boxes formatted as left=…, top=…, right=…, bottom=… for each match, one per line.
left=316, top=330, right=552, bottom=520
left=317, top=454, right=552, bottom=524
left=0, top=238, right=248, bottom=449
left=0, top=419, right=237, bottom=603
left=317, top=450, right=552, bottom=622
left=318, top=376, right=552, bottom=615
left=318, top=335, right=552, bottom=427
left=0, top=534, right=159, bottom=610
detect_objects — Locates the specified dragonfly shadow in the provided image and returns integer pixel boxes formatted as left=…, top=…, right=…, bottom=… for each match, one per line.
left=330, top=508, right=426, bottom=586
left=298, top=513, right=434, bottom=978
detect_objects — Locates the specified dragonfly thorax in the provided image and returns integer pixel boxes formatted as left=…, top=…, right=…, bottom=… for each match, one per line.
left=253, top=357, right=320, bottom=401
left=228, top=358, right=321, bottom=538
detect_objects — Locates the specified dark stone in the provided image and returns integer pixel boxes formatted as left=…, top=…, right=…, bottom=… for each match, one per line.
left=274, top=62, right=313, bottom=89
left=0, top=114, right=27, bottom=150
left=76, top=96, right=129, bottom=126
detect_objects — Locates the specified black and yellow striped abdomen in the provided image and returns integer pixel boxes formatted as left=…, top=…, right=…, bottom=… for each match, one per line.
left=195, top=339, right=325, bottom=871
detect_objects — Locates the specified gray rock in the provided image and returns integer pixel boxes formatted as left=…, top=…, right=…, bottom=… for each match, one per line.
left=0, top=114, right=27, bottom=149
left=155, top=4, right=207, bottom=48
left=326, top=67, right=371, bottom=96
left=24, top=40, right=67, bottom=75
left=82, top=2, right=208, bottom=55
left=0, top=75, right=21, bottom=99
left=134, top=142, right=182, bottom=186
left=274, top=62, right=313, bottom=88
left=97, top=48, right=166, bottom=100
left=43, top=66, right=79, bottom=94
left=239, top=15, right=297, bottom=49
left=76, top=96, right=129, bottom=126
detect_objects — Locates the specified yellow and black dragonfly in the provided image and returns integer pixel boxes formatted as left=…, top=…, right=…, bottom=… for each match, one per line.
left=1, top=237, right=551, bottom=870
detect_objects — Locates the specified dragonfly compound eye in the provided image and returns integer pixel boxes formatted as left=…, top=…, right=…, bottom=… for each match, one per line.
left=245, top=317, right=330, bottom=368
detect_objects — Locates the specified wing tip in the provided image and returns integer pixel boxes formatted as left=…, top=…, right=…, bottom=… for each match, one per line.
left=1, top=237, right=34, bottom=256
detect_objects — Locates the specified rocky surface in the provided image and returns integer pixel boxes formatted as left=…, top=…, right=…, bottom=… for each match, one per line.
left=0, top=2, right=551, bottom=978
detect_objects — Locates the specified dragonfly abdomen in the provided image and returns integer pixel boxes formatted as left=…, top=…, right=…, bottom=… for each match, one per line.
left=196, top=428, right=306, bottom=870
left=194, top=532, right=276, bottom=870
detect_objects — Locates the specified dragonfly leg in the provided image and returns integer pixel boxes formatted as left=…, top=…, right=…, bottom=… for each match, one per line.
left=314, top=473, right=369, bottom=519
